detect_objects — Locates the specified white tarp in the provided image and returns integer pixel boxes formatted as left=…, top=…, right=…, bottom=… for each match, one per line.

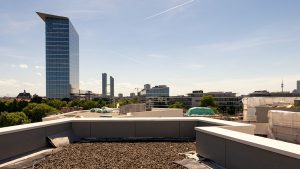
left=268, top=110, right=300, bottom=144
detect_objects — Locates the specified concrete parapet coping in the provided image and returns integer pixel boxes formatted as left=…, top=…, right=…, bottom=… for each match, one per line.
left=0, top=119, right=70, bottom=136
left=195, top=126, right=300, bottom=159
left=0, top=117, right=250, bottom=136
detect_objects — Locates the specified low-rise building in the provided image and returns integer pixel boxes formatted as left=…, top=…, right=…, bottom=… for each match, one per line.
left=16, top=90, right=32, bottom=102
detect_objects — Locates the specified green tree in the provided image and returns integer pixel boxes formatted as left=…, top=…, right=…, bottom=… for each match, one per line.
left=0, top=112, right=30, bottom=127
left=44, top=99, right=67, bottom=110
left=80, top=100, right=98, bottom=110
left=0, top=100, right=7, bottom=112
left=3, top=100, right=28, bottom=112
left=31, top=94, right=43, bottom=103
left=200, top=95, right=217, bottom=107
left=23, top=103, right=58, bottom=122
left=168, top=101, right=184, bottom=108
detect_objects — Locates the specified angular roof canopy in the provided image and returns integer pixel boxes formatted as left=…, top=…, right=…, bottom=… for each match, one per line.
left=36, top=12, right=68, bottom=21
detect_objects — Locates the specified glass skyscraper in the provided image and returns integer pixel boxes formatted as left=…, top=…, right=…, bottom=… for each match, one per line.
left=37, top=12, right=79, bottom=99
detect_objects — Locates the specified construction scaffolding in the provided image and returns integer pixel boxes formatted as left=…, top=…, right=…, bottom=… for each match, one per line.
left=268, top=110, right=300, bottom=144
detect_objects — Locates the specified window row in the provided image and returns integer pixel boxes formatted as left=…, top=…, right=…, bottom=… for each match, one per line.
left=47, top=76, right=69, bottom=81
left=46, top=55, right=69, bottom=59
left=47, top=59, right=69, bottom=64
left=46, top=46, right=69, bottom=50
left=47, top=72, right=69, bottom=76
left=46, top=51, right=69, bottom=55
left=46, top=41, right=69, bottom=45
left=46, top=19, right=68, bottom=24
left=46, top=37, right=69, bottom=41
left=46, top=27, right=69, bottom=31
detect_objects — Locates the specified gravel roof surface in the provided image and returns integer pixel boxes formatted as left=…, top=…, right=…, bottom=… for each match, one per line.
left=34, top=142, right=195, bottom=169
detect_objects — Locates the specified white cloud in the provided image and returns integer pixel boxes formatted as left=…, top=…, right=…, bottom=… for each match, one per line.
left=10, top=64, right=16, bottom=68
left=23, top=82, right=35, bottom=87
left=19, top=64, right=28, bottom=69
left=0, top=79, right=18, bottom=87
left=195, top=37, right=292, bottom=53
left=35, top=65, right=45, bottom=69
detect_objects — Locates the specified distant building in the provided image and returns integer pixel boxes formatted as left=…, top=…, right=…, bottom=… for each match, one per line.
left=101, top=73, right=114, bottom=98
left=169, top=95, right=192, bottom=108
left=16, top=90, right=32, bottom=102
left=140, top=85, right=169, bottom=97
left=110, top=76, right=114, bottom=98
left=118, top=93, right=123, bottom=98
left=138, top=84, right=170, bottom=108
left=102, top=73, right=107, bottom=97
left=37, top=12, right=79, bottom=99
left=249, top=90, right=300, bottom=97
left=187, top=90, right=242, bottom=114
left=297, top=81, right=300, bottom=93
left=130, top=93, right=136, bottom=98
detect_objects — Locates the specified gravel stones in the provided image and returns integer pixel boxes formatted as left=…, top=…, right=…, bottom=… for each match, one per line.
left=34, top=142, right=195, bottom=169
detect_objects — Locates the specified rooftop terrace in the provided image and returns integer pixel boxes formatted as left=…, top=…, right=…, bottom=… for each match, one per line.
left=0, top=117, right=299, bottom=169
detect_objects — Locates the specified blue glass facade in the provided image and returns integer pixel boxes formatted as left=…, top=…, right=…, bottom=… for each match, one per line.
left=38, top=13, right=79, bottom=99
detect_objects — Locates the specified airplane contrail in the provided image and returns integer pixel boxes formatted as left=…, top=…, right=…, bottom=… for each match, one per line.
left=144, top=0, right=195, bottom=20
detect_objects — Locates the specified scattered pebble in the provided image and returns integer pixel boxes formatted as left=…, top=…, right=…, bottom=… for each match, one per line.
left=34, top=142, right=195, bottom=169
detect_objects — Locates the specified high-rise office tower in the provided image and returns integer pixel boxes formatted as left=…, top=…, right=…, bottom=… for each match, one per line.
left=110, top=76, right=114, bottom=98
left=37, top=12, right=79, bottom=99
left=297, top=80, right=300, bottom=93
left=102, top=73, right=107, bottom=96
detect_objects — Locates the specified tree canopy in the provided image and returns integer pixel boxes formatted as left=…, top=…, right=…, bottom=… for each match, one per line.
left=23, top=103, right=58, bottom=122
left=0, top=112, right=30, bottom=127
left=168, top=101, right=184, bottom=109
left=200, top=95, right=217, bottom=107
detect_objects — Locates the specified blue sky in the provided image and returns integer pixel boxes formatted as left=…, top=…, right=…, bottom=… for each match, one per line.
left=0, top=0, right=300, bottom=97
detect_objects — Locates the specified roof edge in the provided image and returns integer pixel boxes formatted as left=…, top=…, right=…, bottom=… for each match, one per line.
left=36, top=12, right=69, bottom=21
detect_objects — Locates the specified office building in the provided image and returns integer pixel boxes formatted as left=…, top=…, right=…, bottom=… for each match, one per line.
left=102, top=73, right=107, bottom=97
left=298, top=81, right=300, bottom=93
left=140, top=85, right=169, bottom=97
left=101, top=73, right=114, bottom=98
left=138, top=84, right=169, bottom=108
left=37, top=12, right=79, bottom=99
left=110, top=76, right=114, bottom=98
left=187, top=90, right=242, bottom=114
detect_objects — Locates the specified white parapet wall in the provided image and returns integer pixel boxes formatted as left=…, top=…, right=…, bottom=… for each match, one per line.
left=195, top=126, right=300, bottom=169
